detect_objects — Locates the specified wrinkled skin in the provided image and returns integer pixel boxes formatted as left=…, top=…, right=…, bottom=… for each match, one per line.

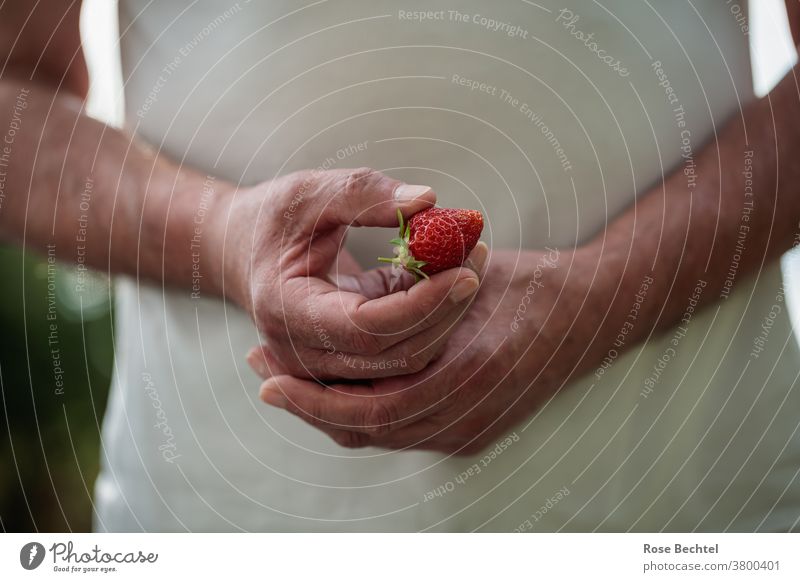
left=216, top=167, right=484, bottom=381
left=250, top=247, right=605, bottom=455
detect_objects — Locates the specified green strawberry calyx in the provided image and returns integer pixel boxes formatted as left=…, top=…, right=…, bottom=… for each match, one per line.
left=377, top=209, right=430, bottom=281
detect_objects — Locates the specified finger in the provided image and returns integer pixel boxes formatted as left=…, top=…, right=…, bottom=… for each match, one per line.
left=336, top=243, right=489, bottom=299
left=297, top=266, right=479, bottom=354
left=249, top=341, right=372, bottom=382
left=246, top=345, right=292, bottom=379
left=332, top=248, right=363, bottom=277
left=317, top=426, right=374, bottom=449
left=313, top=168, right=436, bottom=230
left=317, top=416, right=480, bottom=454
left=331, top=265, right=417, bottom=299
left=258, top=302, right=464, bottom=380
left=369, top=414, right=500, bottom=456
left=279, top=238, right=486, bottom=356
left=346, top=240, right=488, bottom=340
left=464, top=242, right=490, bottom=278
left=322, top=283, right=472, bottom=379
left=259, top=376, right=383, bottom=433
left=316, top=423, right=455, bottom=453
left=364, top=417, right=457, bottom=452
left=322, top=421, right=489, bottom=455
left=259, top=374, right=443, bottom=435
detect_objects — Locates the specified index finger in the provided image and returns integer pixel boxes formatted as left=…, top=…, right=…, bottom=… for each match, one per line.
left=289, top=264, right=479, bottom=354
left=259, top=373, right=445, bottom=435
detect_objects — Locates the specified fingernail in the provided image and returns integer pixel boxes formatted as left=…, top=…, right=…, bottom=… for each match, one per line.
left=449, top=277, right=479, bottom=303
left=260, top=386, right=288, bottom=409
left=465, top=242, right=489, bottom=276
left=394, top=184, right=432, bottom=201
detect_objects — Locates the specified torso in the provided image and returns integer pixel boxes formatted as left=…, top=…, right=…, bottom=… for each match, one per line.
left=95, top=0, right=800, bottom=531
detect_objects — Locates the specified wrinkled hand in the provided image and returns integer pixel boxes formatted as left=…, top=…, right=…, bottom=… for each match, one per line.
left=249, top=247, right=605, bottom=455
left=213, top=167, right=483, bottom=380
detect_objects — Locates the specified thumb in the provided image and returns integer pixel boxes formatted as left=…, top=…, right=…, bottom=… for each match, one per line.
left=317, top=168, right=436, bottom=229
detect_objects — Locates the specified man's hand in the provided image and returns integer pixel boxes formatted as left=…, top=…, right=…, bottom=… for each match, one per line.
left=247, top=248, right=603, bottom=454
left=213, top=168, right=484, bottom=380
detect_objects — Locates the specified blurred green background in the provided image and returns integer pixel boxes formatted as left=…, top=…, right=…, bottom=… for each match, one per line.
left=0, top=244, right=113, bottom=532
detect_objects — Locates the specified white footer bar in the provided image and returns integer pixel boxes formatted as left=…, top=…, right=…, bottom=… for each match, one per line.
left=1, top=533, right=797, bottom=580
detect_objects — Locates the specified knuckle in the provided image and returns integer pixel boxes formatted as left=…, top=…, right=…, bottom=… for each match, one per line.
left=405, top=353, right=429, bottom=374
left=362, top=399, right=399, bottom=435
left=319, top=355, right=363, bottom=380
left=309, top=352, right=336, bottom=378
left=342, top=167, right=375, bottom=198
left=276, top=350, right=327, bottom=378
left=404, top=299, right=435, bottom=331
left=331, top=431, right=370, bottom=449
left=279, top=171, right=314, bottom=206
left=289, top=354, right=326, bottom=380
left=281, top=393, right=317, bottom=423
left=281, top=357, right=307, bottom=378
left=298, top=402, right=325, bottom=427
left=347, top=328, right=384, bottom=356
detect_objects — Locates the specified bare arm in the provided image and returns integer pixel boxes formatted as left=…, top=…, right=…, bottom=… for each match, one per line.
left=786, top=0, right=800, bottom=49
left=0, top=0, right=230, bottom=293
left=0, top=0, right=480, bottom=381
left=581, top=4, right=800, bottom=363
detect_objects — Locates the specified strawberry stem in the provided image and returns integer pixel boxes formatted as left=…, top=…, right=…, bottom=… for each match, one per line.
left=376, top=209, right=430, bottom=282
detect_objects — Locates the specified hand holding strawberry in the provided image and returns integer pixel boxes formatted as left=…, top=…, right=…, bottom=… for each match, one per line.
left=253, top=248, right=605, bottom=454
left=234, top=168, right=487, bottom=381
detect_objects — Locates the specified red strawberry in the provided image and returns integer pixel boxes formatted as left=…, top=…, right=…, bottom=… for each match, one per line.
left=378, top=207, right=484, bottom=279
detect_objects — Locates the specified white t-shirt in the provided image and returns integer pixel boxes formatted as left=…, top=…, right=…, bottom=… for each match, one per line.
left=95, top=0, right=800, bottom=531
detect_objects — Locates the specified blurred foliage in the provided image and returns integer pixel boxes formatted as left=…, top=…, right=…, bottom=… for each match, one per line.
left=0, top=244, right=113, bottom=532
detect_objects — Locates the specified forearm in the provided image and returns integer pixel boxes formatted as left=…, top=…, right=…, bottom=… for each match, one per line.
left=579, top=63, right=800, bottom=362
left=0, top=76, right=233, bottom=296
